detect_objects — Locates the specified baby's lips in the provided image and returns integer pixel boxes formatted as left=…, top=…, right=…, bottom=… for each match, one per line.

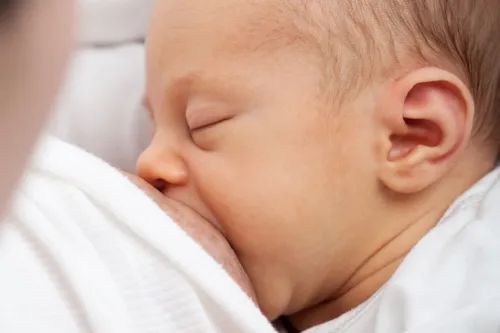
left=121, top=172, right=257, bottom=302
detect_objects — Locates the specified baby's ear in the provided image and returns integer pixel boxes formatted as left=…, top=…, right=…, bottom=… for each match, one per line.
left=376, top=67, right=474, bottom=194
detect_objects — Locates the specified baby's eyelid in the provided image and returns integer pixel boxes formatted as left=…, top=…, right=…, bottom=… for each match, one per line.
left=186, top=106, right=232, bottom=131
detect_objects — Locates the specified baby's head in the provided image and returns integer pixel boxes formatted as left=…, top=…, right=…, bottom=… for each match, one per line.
left=139, top=0, right=500, bottom=326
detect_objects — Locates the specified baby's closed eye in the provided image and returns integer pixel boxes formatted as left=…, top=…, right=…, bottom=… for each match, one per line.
left=186, top=106, right=234, bottom=132
left=186, top=103, right=236, bottom=149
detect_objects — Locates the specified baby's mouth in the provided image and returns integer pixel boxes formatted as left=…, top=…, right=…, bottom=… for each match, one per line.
left=122, top=172, right=257, bottom=303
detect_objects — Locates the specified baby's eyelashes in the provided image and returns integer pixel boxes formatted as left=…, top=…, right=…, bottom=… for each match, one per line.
left=185, top=103, right=235, bottom=132
left=187, top=113, right=233, bottom=132
left=184, top=100, right=238, bottom=150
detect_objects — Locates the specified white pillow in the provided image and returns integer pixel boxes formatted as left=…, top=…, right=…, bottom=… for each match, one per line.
left=78, top=0, right=156, bottom=45
left=50, top=0, right=156, bottom=172
left=50, top=44, right=152, bottom=172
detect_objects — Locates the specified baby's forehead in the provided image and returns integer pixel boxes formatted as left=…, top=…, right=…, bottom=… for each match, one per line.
left=149, top=0, right=315, bottom=60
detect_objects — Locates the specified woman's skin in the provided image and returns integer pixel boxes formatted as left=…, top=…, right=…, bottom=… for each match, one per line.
left=124, top=172, right=257, bottom=301
left=0, top=0, right=75, bottom=215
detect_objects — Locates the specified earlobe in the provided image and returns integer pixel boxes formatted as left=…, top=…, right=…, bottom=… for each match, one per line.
left=378, top=68, right=474, bottom=194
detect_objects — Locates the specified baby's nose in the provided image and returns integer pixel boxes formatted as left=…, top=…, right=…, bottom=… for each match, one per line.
left=136, top=144, right=188, bottom=192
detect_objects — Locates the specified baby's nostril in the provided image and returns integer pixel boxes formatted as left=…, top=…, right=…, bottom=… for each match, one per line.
left=152, top=178, right=167, bottom=192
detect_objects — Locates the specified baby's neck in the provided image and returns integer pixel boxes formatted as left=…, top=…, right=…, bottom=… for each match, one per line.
left=288, top=207, right=445, bottom=330
left=288, top=148, right=495, bottom=331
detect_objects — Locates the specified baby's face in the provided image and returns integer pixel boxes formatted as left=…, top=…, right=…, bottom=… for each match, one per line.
left=141, top=0, right=377, bottom=319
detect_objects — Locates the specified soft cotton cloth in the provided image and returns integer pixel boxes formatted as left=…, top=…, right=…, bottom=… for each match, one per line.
left=305, top=169, right=500, bottom=333
left=0, top=136, right=277, bottom=333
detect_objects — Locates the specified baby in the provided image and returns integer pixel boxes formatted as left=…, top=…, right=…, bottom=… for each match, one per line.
left=139, top=0, right=500, bottom=332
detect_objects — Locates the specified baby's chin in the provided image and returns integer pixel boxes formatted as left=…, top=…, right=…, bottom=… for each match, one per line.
left=123, top=172, right=257, bottom=303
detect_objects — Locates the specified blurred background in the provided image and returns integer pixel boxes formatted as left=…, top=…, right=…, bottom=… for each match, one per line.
left=50, top=0, right=156, bottom=172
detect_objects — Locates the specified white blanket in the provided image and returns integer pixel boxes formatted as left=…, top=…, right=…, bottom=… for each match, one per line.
left=0, top=136, right=277, bottom=333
